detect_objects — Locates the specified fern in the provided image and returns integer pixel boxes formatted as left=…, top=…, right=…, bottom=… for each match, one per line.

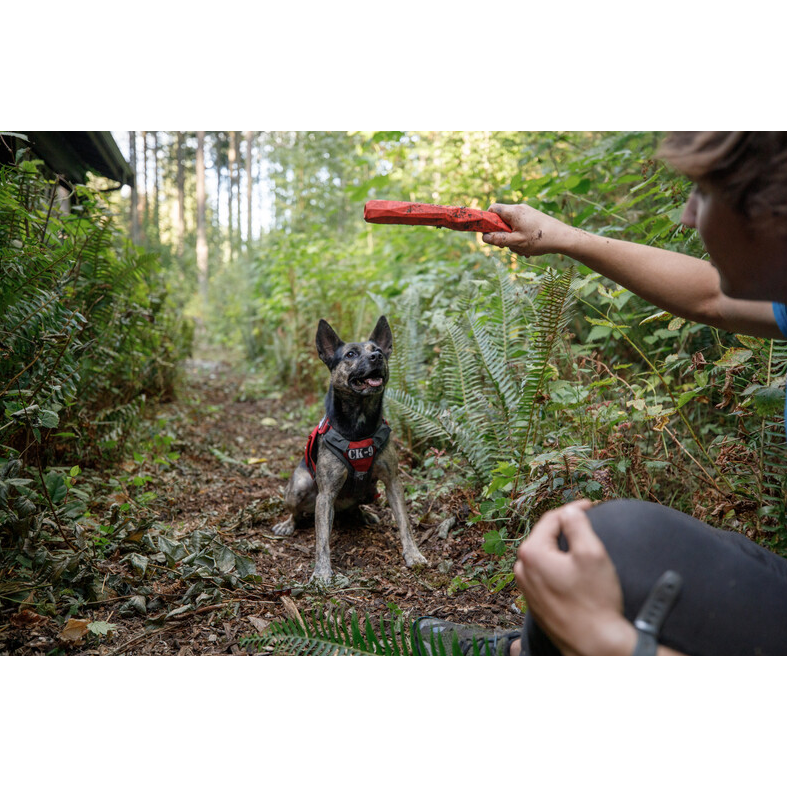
left=242, top=609, right=470, bottom=656
left=756, top=340, right=787, bottom=526
left=516, top=266, right=577, bottom=453
left=388, top=260, right=577, bottom=486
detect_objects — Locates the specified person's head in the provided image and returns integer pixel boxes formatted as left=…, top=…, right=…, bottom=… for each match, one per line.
left=658, top=131, right=787, bottom=301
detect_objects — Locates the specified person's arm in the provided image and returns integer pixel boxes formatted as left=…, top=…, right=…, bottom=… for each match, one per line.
left=514, top=501, right=684, bottom=656
left=483, top=203, right=782, bottom=339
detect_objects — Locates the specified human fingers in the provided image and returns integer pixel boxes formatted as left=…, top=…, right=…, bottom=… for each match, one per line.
left=482, top=204, right=516, bottom=244
left=557, top=502, right=605, bottom=557
left=523, top=499, right=593, bottom=552
left=514, top=501, right=592, bottom=588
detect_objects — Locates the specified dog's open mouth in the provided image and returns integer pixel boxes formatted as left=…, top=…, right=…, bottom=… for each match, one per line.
left=351, top=376, right=385, bottom=392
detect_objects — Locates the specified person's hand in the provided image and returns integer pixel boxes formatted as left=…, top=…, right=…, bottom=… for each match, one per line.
left=514, top=500, right=637, bottom=656
left=482, top=203, right=575, bottom=257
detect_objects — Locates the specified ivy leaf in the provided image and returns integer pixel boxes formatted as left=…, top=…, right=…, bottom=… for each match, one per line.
left=87, top=621, right=117, bottom=638
left=213, top=544, right=237, bottom=575
left=129, top=553, right=149, bottom=577
left=482, top=528, right=508, bottom=557
left=158, top=535, right=187, bottom=566
left=38, top=410, right=59, bottom=428
left=234, top=554, right=258, bottom=580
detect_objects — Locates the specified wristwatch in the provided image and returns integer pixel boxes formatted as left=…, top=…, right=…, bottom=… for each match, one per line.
left=632, top=570, right=683, bottom=655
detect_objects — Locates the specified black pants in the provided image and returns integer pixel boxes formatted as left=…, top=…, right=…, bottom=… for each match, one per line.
left=521, top=499, right=787, bottom=655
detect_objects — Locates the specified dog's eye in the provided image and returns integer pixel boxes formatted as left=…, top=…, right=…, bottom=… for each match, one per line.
left=345, top=350, right=357, bottom=358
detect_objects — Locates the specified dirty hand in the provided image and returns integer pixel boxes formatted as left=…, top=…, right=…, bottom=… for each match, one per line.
left=482, top=203, right=573, bottom=257
left=514, top=500, right=637, bottom=656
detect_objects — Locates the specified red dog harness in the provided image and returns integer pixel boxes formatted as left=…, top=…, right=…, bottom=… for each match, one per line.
left=304, top=416, right=391, bottom=483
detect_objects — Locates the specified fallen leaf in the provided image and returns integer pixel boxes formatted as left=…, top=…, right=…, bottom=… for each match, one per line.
left=248, top=616, right=270, bottom=635
left=59, top=618, right=89, bottom=644
left=281, top=596, right=305, bottom=630
left=10, top=610, right=49, bottom=628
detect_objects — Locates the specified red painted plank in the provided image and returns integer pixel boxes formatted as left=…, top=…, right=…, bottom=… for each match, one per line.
left=364, top=200, right=512, bottom=233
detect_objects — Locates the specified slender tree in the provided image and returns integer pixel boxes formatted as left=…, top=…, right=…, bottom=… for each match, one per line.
left=140, top=131, right=148, bottom=236
left=245, top=130, right=253, bottom=249
left=176, top=131, right=185, bottom=257
left=152, top=131, right=160, bottom=245
left=196, top=130, right=208, bottom=304
left=228, top=131, right=236, bottom=262
left=129, top=131, right=140, bottom=245
left=234, top=131, right=242, bottom=250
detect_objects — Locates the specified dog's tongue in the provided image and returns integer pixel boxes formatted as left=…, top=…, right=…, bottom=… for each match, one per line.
left=366, top=377, right=383, bottom=387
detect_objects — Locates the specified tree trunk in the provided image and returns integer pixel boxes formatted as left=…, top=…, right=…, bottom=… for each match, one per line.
left=228, top=131, right=236, bottom=263
left=196, top=131, right=208, bottom=305
left=245, top=130, right=253, bottom=249
left=152, top=131, right=160, bottom=245
left=140, top=131, right=148, bottom=238
left=176, top=131, right=185, bottom=257
left=129, top=131, right=140, bottom=245
left=234, top=131, right=242, bottom=251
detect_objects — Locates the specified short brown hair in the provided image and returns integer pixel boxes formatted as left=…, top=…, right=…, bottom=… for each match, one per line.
left=658, top=131, right=787, bottom=228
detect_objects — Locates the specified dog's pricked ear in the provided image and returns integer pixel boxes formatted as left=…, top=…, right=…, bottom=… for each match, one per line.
left=369, top=315, right=393, bottom=358
left=316, top=319, right=344, bottom=366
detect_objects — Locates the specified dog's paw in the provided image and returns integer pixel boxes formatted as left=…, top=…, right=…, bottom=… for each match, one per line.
left=404, top=549, right=428, bottom=568
left=308, top=569, right=334, bottom=589
left=359, top=506, right=380, bottom=527
left=272, top=517, right=295, bottom=537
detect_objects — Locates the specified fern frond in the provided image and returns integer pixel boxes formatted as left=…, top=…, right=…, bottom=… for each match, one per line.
left=516, top=266, right=577, bottom=451
left=242, top=609, right=468, bottom=656
left=243, top=609, right=422, bottom=656
left=385, top=390, right=451, bottom=443
left=467, top=314, right=520, bottom=421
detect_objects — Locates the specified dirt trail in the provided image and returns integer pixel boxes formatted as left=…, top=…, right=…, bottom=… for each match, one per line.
left=4, top=359, right=523, bottom=655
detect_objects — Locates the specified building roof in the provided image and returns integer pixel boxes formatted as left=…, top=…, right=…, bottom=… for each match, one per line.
left=15, top=131, right=134, bottom=187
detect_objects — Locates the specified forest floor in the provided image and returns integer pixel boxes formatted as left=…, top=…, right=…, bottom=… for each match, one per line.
left=2, top=356, right=523, bottom=656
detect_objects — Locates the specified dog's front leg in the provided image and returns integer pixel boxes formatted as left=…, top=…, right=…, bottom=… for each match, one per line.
left=376, top=446, right=427, bottom=568
left=310, top=456, right=347, bottom=584
left=386, top=473, right=428, bottom=567
left=311, top=489, right=337, bottom=583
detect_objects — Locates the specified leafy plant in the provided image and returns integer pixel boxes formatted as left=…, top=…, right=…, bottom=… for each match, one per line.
left=242, top=607, right=492, bottom=655
left=0, top=147, right=192, bottom=616
left=387, top=260, right=578, bottom=487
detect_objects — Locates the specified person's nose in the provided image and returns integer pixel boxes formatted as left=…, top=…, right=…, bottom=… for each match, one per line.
left=681, top=188, right=698, bottom=228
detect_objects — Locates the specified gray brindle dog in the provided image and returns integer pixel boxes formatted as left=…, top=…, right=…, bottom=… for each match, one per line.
left=273, top=316, right=427, bottom=583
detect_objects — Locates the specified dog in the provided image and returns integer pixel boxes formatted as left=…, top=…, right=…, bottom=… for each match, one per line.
left=273, top=316, right=427, bottom=583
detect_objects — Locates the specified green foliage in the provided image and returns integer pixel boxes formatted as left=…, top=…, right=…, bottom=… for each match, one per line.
left=242, top=607, right=476, bottom=655
left=0, top=157, right=192, bottom=461
left=0, top=151, right=192, bottom=614
left=386, top=260, right=578, bottom=489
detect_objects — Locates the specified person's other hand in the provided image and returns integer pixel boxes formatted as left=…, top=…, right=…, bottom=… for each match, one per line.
left=514, top=500, right=637, bottom=655
left=482, top=203, right=574, bottom=257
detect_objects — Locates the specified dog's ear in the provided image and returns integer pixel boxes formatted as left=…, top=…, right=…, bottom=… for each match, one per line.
left=369, top=315, right=393, bottom=358
left=316, top=319, right=344, bottom=367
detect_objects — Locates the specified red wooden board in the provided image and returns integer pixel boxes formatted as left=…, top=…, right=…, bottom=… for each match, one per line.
left=364, top=200, right=512, bottom=233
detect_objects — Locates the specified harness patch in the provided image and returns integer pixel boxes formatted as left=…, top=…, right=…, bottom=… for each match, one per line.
left=304, top=416, right=390, bottom=482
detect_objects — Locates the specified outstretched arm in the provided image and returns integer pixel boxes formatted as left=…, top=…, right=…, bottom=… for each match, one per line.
left=483, top=203, right=782, bottom=339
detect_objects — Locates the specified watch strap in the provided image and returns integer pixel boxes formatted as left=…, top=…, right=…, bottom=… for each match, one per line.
left=632, top=570, right=683, bottom=655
